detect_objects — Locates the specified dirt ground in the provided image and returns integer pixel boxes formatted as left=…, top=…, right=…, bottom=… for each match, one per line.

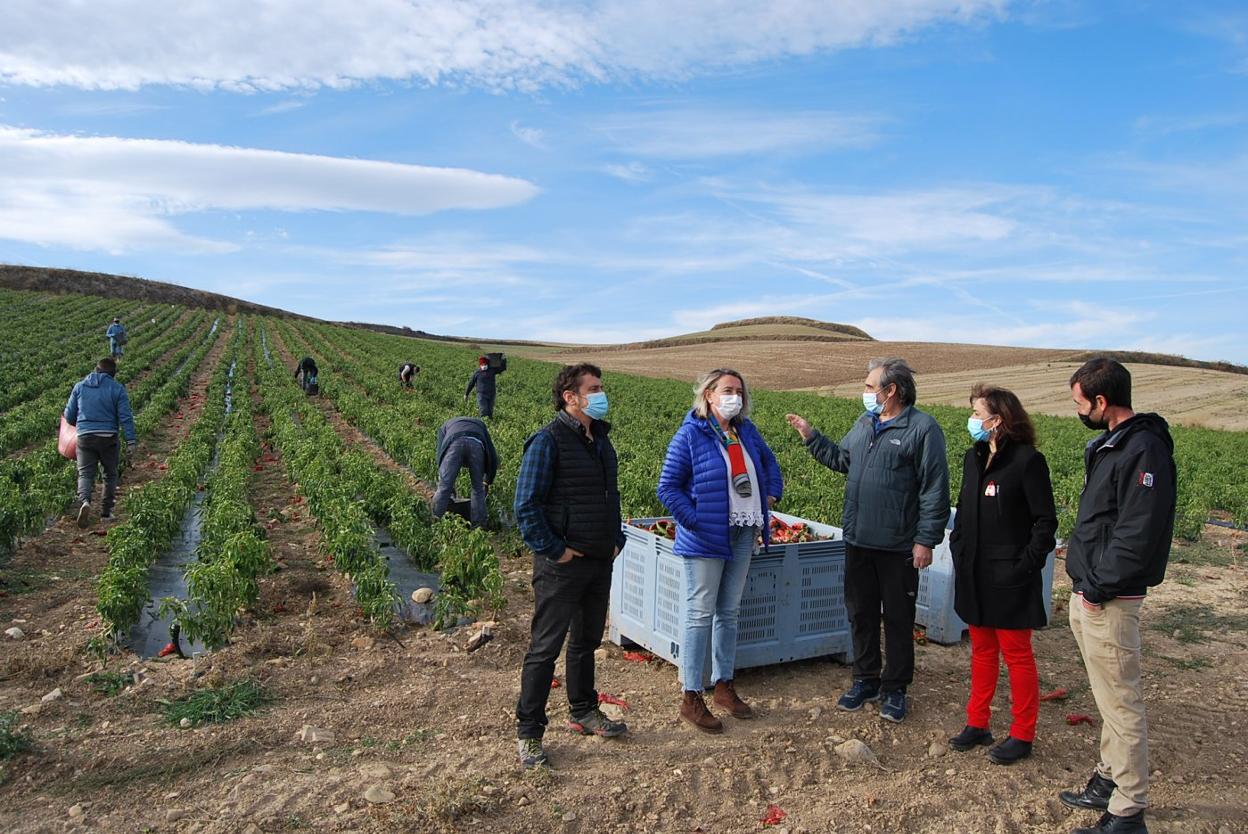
left=2, top=504, right=1245, bottom=834
left=814, top=362, right=1248, bottom=432
left=534, top=340, right=1067, bottom=398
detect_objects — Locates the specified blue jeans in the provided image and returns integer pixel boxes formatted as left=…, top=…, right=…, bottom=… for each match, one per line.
left=680, top=525, right=758, bottom=689
left=432, top=438, right=487, bottom=528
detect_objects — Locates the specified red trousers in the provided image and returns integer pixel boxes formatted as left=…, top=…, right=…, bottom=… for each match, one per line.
left=966, top=625, right=1039, bottom=742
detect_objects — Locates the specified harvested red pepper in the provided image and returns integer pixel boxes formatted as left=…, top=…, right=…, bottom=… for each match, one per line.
left=1039, top=688, right=1069, bottom=702
left=598, top=693, right=630, bottom=710
left=157, top=642, right=178, bottom=658
left=760, top=804, right=787, bottom=826
left=550, top=677, right=561, bottom=689
left=1066, top=713, right=1095, bottom=726
left=622, top=651, right=653, bottom=663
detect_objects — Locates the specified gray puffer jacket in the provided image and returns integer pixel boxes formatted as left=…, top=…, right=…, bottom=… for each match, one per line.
left=805, top=405, right=950, bottom=551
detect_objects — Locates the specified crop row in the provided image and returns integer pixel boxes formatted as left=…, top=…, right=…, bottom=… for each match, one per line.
left=0, top=316, right=225, bottom=556
left=96, top=320, right=245, bottom=637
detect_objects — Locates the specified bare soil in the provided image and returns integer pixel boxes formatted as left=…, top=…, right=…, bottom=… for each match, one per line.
left=814, top=361, right=1248, bottom=431
left=2, top=509, right=1245, bottom=831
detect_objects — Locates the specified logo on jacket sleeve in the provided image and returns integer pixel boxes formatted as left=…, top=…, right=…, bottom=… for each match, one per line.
left=1138, top=472, right=1154, bottom=488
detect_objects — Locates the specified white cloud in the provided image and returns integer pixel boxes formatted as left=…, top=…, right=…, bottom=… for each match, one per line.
left=510, top=121, right=548, bottom=149
left=599, top=109, right=882, bottom=158
left=602, top=161, right=652, bottom=183
left=0, top=1, right=1011, bottom=92
left=256, top=99, right=307, bottom=116
left=0, top=126, right=539, bottom=253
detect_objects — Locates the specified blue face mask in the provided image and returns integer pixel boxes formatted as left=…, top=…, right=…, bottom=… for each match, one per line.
left=967, top=417, right=993, bottom=442
left=862, top=391, right=884, bottom=415
left=583, top=391, right=609, bottom=420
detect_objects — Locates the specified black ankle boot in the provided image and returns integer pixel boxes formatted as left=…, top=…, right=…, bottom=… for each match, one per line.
left=987, top=736, right=1032, bottom=765
left=1072, top=810, right=1147, bottom=834
left=948, top=725, right=993, bottom=752
left=1059, top=772, right=1116, bottom=811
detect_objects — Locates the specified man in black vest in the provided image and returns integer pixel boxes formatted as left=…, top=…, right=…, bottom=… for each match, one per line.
left=513, top=363, right=627, bottom=768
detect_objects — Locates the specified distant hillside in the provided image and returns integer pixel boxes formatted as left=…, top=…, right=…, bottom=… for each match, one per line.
left=710, top=316, right=874, bottom=340
left=0, top=265, right=306, bottom=320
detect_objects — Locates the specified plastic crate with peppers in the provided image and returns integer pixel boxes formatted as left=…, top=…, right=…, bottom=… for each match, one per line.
left=630, top=516, right=825, bottom=545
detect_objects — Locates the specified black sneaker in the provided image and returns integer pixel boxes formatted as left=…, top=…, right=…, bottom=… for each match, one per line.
left=76, top=502, right=91, bottom=529
left=568, top=708, right=628, bottom=738
left=1060, top=772, right=1116, bottom=811
left=949, top=725, right=993, bottom=752
left=878, top=689, right=907, bottom=723
left=517, top=738, right=548, bottom=768
left=1072, top=811, right=1148, bottom=834
left=836, top=680, right=881, bottom=712
left=987, top=736, right=1032, bottom=765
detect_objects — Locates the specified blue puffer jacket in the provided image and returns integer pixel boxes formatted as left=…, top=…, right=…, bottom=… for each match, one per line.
left=657, top=410, right=784, bottom=559
left=64, top=372, right=137, bottom=442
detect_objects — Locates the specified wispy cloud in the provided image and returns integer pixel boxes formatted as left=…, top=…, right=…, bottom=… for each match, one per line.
left=598, top=108, right=883, bottom=158
left=256, top=99, right=307, bottom=116
left=0, top=1, right=1012, bottom=92
left=0, top=126, right=539, bottom=253
left=510, top=121, right=548, bottom=149
left=602, top=161, right=652, bottom=183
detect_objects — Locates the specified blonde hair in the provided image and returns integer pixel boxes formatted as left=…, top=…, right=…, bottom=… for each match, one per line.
left=691, top=368, right=750, bottom=421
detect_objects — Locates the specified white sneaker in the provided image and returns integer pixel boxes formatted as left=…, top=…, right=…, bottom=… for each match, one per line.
left=76, top=502, right=92, bottom=529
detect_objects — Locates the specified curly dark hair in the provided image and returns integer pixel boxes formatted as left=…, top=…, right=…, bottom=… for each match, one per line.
left=552, top=363, right=603, bottom=411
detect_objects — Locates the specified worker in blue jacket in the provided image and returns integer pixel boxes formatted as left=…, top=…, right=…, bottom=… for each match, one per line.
left=64, top=357, right=137, bottom=528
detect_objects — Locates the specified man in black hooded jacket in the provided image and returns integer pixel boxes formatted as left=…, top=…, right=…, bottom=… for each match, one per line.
left=1059, top=358, right=1176, bottom=834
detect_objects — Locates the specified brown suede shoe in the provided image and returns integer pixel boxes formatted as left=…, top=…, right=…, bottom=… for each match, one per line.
left=680, top=691, right=724, bottom=734
left=713, top=680, right=754, bottom=719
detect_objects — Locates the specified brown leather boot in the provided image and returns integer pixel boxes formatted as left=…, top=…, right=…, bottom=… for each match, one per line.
left=713, top=680, right=754, bottom=719
left=680, top=691, right=724, bottom=734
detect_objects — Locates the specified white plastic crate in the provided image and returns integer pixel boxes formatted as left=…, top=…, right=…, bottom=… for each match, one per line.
left=609, top=511, right=851, bottom=686
left=915, top=508, right=1058, bottom=644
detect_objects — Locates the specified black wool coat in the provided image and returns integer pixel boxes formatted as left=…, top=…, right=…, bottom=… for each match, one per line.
left=949, top=440, right=1058, bottom=630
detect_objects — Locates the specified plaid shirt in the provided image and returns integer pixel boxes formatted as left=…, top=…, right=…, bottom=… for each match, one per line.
left=514, top=411, right=626, bottom=561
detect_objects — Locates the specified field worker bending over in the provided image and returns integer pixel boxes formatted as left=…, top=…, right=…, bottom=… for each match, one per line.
left=786, top=357, right=949, bottom=724
left=432, top=417, right=498, bottom=529
left=64, top=357, right=137, bottom=528
left=399, top=362, right=420, bottom=388
left=294, top=356, right=318, bottom=395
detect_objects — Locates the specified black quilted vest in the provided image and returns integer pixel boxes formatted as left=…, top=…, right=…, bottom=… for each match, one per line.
left=539, top=414, right=621, bottom=560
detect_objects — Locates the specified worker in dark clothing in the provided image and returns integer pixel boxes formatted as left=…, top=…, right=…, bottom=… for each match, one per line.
left=294, top=356, right=319, bottom=395
left=399, top=362, right=420, bottom=388
left=465, top=356, right=500, bottom=418
left=432, top=417, right=499, bottom=528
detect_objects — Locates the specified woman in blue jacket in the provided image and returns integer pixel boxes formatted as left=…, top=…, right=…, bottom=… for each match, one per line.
left=658, top=368, right=783, bottom=733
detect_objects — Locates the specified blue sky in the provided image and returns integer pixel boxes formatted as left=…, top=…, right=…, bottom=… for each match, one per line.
left=1, top=1, right=1246, bottom=362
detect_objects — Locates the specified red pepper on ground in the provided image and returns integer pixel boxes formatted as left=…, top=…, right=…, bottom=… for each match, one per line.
left=550, top=678, right=561, bottom=689
left=760, top=804, right=787, bottom=826
left=622, top=651, right=653, bottom=663
left=1039, top=688, right=1069, bottom=702
left=1066, top=713, right=1096, bottom=726
left=598, top=693, right=630, bottom=710
left=157, top=642, right=178, bottom=658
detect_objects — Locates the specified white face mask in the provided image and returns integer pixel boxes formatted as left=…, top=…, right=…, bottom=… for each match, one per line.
left=717, top=393, right=743, bottom=419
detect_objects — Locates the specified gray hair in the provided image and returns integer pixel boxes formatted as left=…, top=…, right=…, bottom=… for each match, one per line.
left=691, top=368, right=751, bottom=421
left=868, top=357, right=917, bottom=407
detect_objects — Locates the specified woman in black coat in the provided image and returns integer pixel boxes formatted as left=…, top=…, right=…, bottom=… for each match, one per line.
left=947, top=384, right=1057, bottom=765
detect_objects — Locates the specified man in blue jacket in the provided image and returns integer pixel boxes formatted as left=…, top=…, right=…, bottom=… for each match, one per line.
left=105, top=317, right=127, bottom=358
left=512, top=363, right=627, bottom=768
left=465, top=357, right=501, bottom=419
left=64, top=357, right=137, bottom=528
left=1059, top=358, right=1175, bottom=834
left=787, top=358, right=950, bottom=723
